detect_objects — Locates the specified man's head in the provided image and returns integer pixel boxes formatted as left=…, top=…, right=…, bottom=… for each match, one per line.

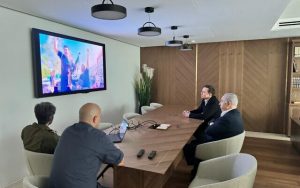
left=219, top=93, right=238, bottom=112
left=201, top=85, right=215, bottom=100
left=34, top=102, right=56, bottom=125
left=79, top=103, right=101, bottom=128
left=63, top=45, right=70, bottom=57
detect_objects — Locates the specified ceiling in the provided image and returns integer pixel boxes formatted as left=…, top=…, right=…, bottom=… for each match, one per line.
left=1, top=0, right=300, bottom=47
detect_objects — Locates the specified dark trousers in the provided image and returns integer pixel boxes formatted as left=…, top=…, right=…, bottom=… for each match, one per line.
left=184, top=122, right=208, bottom=165
left=183, top=122, right=209, bottom=180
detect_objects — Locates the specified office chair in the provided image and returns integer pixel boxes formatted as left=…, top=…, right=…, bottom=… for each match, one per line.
left=141, top=106, right=156, bottom=115
left=23, top=175, right=50, bottom=188
left=99, top=122, right=113, bottom=130
left=195, top=131, right=245, bottom=161
left=24, top=149, right=53, bottom=176
left=123, top=112, right=141, bottom=123
left=189, top=153, right=257, bottom=188
left=150, top=102, right=163, bottom=109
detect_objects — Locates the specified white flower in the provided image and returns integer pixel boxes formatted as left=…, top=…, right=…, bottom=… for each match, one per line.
left=146, top=68, right=154, bottom=79
left=142, top=64, right=148, bottom=73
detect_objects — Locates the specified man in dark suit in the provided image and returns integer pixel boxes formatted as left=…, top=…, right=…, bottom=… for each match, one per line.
left=205, top=93, right=244, bottom=142
left=183, top=85, right=221, bottom=140
left=183, top=93, right=244, bottom=179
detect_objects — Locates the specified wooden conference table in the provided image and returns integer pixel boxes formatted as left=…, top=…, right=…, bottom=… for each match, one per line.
left=113, top=105, right=202, bottom=188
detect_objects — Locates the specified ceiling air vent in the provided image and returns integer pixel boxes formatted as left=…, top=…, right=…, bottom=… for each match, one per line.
left=279, top=21, right=300, bottom=27
left=271, top=18, right=300, bottom=31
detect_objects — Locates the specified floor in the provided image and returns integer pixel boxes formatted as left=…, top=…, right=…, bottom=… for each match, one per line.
left=7, top=132, right=300, bottom=188
left=99, top=132, right=300, bottom=188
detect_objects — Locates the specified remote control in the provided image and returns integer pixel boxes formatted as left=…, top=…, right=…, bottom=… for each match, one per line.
left=137, top=149, right=145, bottom=158
left=148, top=150, right=157, bottom=160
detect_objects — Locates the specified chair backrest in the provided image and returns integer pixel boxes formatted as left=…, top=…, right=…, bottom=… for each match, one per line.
left=189, top=153, right=257, bottom=188
left=98, top=122, right=113, bottom=130
left=122, top=112, right=141, bottom=123
left=141, top=106, right=156, bottom=115
left=23, top=175, right=50, bottom=188
left=150, top=102, right=163, bottom=109
left=195, top=131, right=245, bottom=161
left=24, top=149, right=53, bottom=176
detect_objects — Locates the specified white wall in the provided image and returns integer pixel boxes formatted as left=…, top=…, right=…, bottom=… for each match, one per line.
left=0, top=7, right=140, bottom=187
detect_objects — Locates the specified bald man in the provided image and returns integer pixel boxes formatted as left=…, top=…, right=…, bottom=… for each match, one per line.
left=49, top=103, right=124, bottom=188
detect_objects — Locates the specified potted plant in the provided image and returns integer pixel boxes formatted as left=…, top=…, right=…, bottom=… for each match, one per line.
left=135, top=64, right=154, bottom=113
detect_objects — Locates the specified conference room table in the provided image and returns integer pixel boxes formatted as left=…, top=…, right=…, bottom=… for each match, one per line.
left=113, top=105, right=202, bottom=188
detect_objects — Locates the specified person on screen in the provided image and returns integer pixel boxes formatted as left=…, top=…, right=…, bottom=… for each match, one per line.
left=53, top=37, right=73, bottom=92
left=78, top=49, right=91, bottom=89
left=21, top=102, right=59, bottom=154
left=182, top=85, right=221, bottom=140
left=49, top=103, right=124, bottom=188
left=183, top=93, right=244, bottom=179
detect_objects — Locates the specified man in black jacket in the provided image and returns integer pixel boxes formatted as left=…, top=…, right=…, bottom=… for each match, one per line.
left=183, top=85, right=221, bottom=140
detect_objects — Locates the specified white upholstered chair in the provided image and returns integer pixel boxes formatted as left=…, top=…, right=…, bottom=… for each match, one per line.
left=99, top=122, right=113, bottom=130
left=23, top=175, right=50, bottom=188
left=24, top=149, right=53, bottom=176
left=122, top=112, right=141, bottom=123
left=195, top=131, right=245, bottom=161
left=150, top=102, right=163, bottom=109
left=141, top=106, right=156, bottom=115
left=189, top=153, right=257, bottom=188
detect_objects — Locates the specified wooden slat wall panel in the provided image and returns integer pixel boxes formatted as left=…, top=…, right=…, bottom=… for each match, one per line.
left=197, top=43, right=221, bottom=105
left=218, top=42, right=244, bottom=110
left=243, top=39, right=287, bottom=133
left=140, top=46, right=196, bottom=107
left=141, top=39, right=288, bottom=134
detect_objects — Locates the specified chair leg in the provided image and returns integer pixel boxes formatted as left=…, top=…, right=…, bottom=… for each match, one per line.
left=97, top=164, right=113, bottom=180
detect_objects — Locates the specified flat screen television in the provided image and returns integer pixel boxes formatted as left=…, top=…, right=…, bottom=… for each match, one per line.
left=31, top=28, right=106, bottom=98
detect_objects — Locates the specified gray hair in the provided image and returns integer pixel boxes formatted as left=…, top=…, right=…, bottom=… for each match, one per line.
left=223, top=93, right=238, bottom=106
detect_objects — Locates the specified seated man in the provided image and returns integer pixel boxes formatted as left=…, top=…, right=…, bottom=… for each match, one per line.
left=183, top=93, right=244, bottom=178
left=183, top=85, right=221, bottom=140
left=49, top=103, right=124, bottom=188
left=21, top=102, right=59, bottom=154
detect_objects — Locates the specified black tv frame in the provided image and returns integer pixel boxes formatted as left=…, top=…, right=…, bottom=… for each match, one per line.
left=31, top=28, right=107, bottom=98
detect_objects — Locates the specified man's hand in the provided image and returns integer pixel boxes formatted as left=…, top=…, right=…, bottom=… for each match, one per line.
left=182, top=110, right=190, bottom=118
left=118, top=159, right=125, bottom=166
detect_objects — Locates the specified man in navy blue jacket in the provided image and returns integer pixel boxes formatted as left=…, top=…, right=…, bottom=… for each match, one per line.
left=183, top=93, right=244, bottom=179
left=205, top=93, right=244, bottom=142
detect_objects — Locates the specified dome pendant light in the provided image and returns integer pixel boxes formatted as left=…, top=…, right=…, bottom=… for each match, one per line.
left=180, top=35, right=193, bottom=51
left=138, top=7, right=161, bottom=36
left=91, top=0, right=127, bottom=20
left=165, top=26, right=183, bottom=47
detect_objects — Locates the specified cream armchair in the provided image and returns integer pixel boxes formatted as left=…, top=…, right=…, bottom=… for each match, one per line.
left=123, top=112, right=141, bottom=123
left=195, top=131, right=245, bottom=161
left=189, top=153, right=257, bottom=188
left=150, top=102, right=163, bottom=109
left=141, top=106, right=156, bottom=115
left=24, top=149, right=53, bottom=176
left=23, top=175, right=49, bottom=188
left=99, top=122, right=113, bottom=130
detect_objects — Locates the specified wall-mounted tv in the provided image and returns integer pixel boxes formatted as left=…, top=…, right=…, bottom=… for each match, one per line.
left=31, top=28, right=106, bottom=98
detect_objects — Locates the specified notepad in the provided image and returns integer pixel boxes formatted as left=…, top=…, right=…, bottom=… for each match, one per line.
left=156, top=124, right=171, bottom=130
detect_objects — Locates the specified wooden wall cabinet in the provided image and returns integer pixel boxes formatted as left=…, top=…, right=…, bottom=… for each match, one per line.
left=288, top=39, right=300, bottom=136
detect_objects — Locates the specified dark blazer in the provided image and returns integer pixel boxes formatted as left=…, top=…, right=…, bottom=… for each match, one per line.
left=189, top=96, right=221, bottom=122
left=205, top=109, right=244, bottom=142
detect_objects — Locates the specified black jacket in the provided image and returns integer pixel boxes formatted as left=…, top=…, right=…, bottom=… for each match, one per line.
left=189, top=96, right=221, bottom=122
left=205, top=109, right=244, bottom=142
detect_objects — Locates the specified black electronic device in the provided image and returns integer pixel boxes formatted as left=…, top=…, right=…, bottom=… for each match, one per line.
left=148, top=150, right=157, bottom=160
left=137, top=149, right=145, bottom=158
